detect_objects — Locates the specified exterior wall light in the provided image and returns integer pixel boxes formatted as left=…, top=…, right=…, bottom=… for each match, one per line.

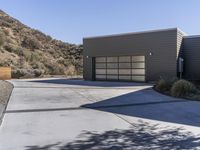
left=149, top=52, right=153, bottom=56
left=86, top=56, right=89, bottom=58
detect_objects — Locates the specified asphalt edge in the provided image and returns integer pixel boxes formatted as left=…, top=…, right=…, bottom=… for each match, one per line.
left=0, top=81, right=14, bottom=126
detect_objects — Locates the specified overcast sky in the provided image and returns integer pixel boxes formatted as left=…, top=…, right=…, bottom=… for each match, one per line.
left=1, top=0, right=200, bottom=44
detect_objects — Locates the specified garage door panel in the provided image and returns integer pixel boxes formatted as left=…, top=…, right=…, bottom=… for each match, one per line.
left=132, top=76, right=145, bottom=81
left=132, top=56, right=145, bottom=62
left=119, top=69, right=131, bottom=75
left=107, top=69, right=118, bottom=74
left=132, top=69, right=145, bottom=75
left=96, top=63, right=106, bottom=68
left=119, top=75, right=131, bottom=80
left=95, top=56, right=145, bottom=81
left=96, top=69, right=106, bottom=74
left=107, top=57, right=118, bottom=62
left=96, top=75, right=106, bottom=80
left=107, top=63, right=118, bottom=69
left=132, top=62, right=145, bottom=69
left=96, top=57, right=106, bottom=62
left=119, top=63, right=131, bottom=68
left=107, top=75, right=118, bottom=80
left=119, top=56, right=131, bottom=62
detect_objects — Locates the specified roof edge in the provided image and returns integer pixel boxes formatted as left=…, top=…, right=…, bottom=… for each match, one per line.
left=184, top=35, right=200, bottom=39
left=84, top=28, right=182, bottom=40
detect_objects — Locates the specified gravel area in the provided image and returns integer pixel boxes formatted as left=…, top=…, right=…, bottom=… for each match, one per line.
left=0, top=80, right=13, bottom=124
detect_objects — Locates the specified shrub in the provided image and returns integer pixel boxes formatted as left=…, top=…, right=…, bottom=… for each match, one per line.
left=65, top=65, right=76, bottom=76
left=0, top=32, right=5, bottom=47
left=45, top=63, right=65, bottom=75
left=3, top=28, right=11, bottom=36
left=155, top=77, right=178, bottom=93
left=12, top=69, right=26, bottom=79
left=171, top=80, right=196, bottom=97
left=155, top=79, right=168, bottom=92
left=22, top=49, right=32, bottom=61
left=30, top=52, right=40, bottom=62
left=5, top=45, right=25, bottom=55
left=12, top=69, right=43, bottom=78
left=31, top=62, right=45, bottom=70
left=4, top=44, right=13, bottom=52
left=21, top=36, right=41, bottom=50
left=33, top=69, right=43, bottom=77
left=0, top=20, right=11, bottom=27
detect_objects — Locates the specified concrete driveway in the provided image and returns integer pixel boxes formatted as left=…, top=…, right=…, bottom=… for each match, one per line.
left=0, top=78, right=200, bottom=150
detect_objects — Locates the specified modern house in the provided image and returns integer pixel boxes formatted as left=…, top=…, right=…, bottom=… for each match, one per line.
left=83, top=28, right=200, bottom=82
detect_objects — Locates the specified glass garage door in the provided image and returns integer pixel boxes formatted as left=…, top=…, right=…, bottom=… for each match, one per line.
left=95, top=56, right=145, bottom=81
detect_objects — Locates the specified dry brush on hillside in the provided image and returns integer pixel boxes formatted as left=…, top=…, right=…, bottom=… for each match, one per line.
left=0, top=10, right=83, bottom=78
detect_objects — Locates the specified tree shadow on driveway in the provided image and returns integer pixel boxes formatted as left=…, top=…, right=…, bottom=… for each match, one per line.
left=25, top=120, right=200, bottom=150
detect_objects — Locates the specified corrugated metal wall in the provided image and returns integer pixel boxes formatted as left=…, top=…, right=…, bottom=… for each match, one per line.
left=182, top=36, right=200, bottom=80
left=83, top=28, right=179, bottom=81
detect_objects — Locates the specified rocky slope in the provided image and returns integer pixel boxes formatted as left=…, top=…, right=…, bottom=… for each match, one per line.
left=0, top=10, right=83, bottom=78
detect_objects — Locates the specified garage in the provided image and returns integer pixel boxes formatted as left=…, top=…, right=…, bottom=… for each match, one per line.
left=95, top=56, right=145, bottom=81
left=84, top=28, right=182, bottom=81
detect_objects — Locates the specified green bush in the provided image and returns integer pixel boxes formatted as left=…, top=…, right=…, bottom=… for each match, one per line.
left=155, top=77, right=178, bottom=92
left=155, top=79, right=168, bottom=92
left=171, top=80, right=196, bottom=97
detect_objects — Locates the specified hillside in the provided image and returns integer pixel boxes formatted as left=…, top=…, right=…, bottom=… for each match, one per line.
left=0, top=10, right=83, bottom=78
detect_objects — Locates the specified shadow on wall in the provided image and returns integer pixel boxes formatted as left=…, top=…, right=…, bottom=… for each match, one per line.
left=29, top=79, right=149, bottom=87
left=25, top=120, right=200, bottom=150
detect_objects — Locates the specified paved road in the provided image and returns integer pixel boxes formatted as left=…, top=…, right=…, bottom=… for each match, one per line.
left=0, top=78, right=200, bottom=150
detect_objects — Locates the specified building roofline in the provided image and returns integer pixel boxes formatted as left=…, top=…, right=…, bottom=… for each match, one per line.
left=184, top=35, right=200, bottom=39
left=84, top=28, right=186, bottom=40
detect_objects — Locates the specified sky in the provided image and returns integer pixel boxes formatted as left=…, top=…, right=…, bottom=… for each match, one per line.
left=1, top=0, right=200, bottom=44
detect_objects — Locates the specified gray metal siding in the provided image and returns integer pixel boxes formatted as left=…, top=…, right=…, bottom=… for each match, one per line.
left=182, top=37, right=200, bottom=80
left=83, top=28, right=179, bottom=81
